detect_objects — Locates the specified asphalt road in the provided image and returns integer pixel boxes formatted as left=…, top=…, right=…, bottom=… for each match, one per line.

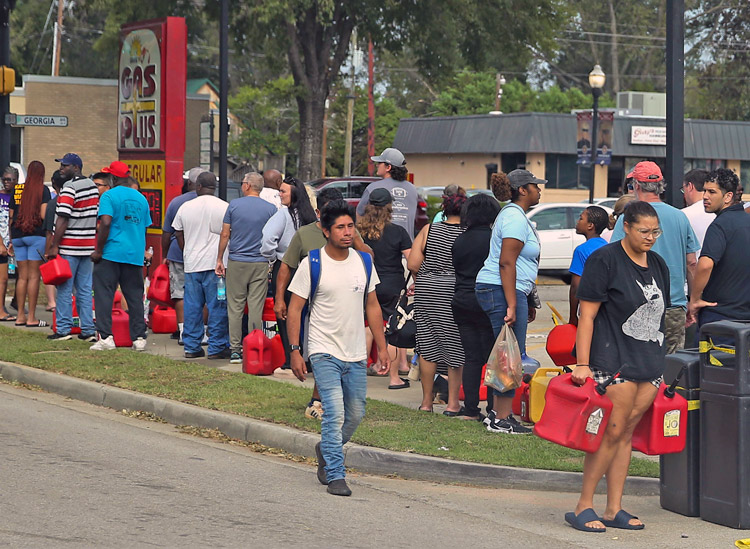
left=2, top=383, right=748, bottom=548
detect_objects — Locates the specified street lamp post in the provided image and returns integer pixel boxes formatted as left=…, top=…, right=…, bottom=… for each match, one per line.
left=588, top=64, right=606, bottom=204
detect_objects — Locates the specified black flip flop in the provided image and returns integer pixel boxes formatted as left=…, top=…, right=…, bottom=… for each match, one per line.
left=0, top=315, right=17, bottom=322
left=25, top=320, right=48, bottom=328
left=388, top=378, right=410, bottom=390
left=601, top=510, right=644, bottom=530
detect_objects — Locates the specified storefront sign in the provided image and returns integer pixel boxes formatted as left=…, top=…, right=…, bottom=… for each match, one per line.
left=126, top=159, right=165, bottom=233
left=631, top=126, right=667, bottom=146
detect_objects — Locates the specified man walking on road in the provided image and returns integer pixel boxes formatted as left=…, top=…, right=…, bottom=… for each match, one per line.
left=216, top=172, right=276, bottom=364
left=688, top=168, right=750, bottom=331
left=173, top=172, right=230, bottom=359
left=47, top=154, right=99, bottom=342
left=611, top=161, right=699, bottom=354
left=356, top=148, right=417, bottom=238
left=287, top=200, right=389, bottom=497
left=90, top=162, right=150, bottom=351
left=161, top=167, right=205, bottom=344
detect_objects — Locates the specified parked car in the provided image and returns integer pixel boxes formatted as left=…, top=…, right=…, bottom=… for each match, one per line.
left=307, top=176, right=428, bottom=236
left=527, top=202, right=613, bottom=271
left=581, top=197, right=620, bottom=210
left=418, top=186, right=496, bottom=221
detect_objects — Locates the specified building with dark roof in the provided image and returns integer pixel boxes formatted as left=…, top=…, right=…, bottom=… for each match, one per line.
left=393, top=112, right=750, bottom=202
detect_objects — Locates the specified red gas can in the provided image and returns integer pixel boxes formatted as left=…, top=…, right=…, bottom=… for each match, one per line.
left=459, top=364, right=489, bottom=402
left=242, top=329, right=276, bottom=375
left=52, top=294, right=83, bottom=335
left=147, top=264, right=173, bottom=306
left=40, top=255, right=72, bottom=286
left=632, top=371, right=688, bottom=455
left=512, top=374, right=532, bottom=417
left=151, top=306, right=177, bottom=334
left=270, top=334, right=285, bottom=369
left=546, top=323, right=577, bottom=366
left=262, top=297, right=276, bottom=322
left=534, top=372, right=618, bottom=453
left=111, top=308, right=133, bottom=347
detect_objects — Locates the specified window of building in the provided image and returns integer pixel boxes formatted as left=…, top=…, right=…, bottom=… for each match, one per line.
left=742, top=162, right=750, bottom=188
left=545, top=154, right=585, bottom=189
left=684, top=159, right=726, bottom=173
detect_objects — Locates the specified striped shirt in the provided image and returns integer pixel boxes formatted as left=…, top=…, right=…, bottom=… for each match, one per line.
left=56, top=177, right=99, bottom=255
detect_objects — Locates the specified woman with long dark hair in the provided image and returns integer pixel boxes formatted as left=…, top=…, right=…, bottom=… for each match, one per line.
left=408, top=190, right=467, bottom=414
left=10, top=160, right=51, bottom=327
left=451, top=193, right=501, bottom=420
left=261, top=175, right=317, bottom=366
left=357, top=188, right=412, bottom=388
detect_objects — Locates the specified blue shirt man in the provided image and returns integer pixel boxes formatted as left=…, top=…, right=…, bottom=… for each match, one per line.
left=610, top=161, right=698, bottom=354
left=216, top=172, right=277, bottom=361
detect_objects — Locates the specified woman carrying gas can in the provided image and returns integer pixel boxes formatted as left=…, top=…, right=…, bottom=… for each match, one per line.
left=566, top=200, right=670, bottom=532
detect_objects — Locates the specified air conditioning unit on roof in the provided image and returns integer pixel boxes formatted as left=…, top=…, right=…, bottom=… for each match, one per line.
left=617, top=92, right=666, bottom=118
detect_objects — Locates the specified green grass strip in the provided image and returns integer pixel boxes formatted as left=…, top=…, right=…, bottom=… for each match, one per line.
left=0, top=326, right=658, bottom=477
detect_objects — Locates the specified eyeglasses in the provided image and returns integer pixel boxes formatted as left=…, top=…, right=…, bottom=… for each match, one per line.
left=635, top=228, right=663, bottom=239
left=1, top=178, right=13, bottom=183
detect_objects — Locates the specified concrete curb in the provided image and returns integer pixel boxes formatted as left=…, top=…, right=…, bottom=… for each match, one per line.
left=0, top=361, right=659, bottom=496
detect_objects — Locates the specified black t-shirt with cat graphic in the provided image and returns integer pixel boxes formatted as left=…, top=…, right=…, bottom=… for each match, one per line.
left=576, top=242, right=671, bottom=381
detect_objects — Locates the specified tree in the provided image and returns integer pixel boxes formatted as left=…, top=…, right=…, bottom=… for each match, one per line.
left=228, top=76, right=298, bottom=171
left=232, top=0, right=568, bottom=181
left=430, top=70, right=614, bottom=116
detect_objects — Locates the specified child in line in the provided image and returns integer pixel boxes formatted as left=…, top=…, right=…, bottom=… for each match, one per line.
left=568, top=206, right=610, bottom=326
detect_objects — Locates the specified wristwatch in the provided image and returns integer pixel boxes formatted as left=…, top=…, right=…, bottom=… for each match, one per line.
left=289, top=344, right=301, bottom=353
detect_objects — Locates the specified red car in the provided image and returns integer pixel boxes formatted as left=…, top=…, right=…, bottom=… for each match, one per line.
left=306, top=176, right=428, bottom=236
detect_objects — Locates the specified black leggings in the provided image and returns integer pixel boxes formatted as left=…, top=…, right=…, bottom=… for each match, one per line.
left=452, top=296, right=494, bottom=416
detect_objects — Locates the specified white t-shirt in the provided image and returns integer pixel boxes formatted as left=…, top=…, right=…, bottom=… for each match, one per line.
left=172, top=195, right=228, bottom=273
left=259, top=187, right=282, bottom=210
left=288, top=247, right=379, bottom=362
left=682, top=200, right=715, bottom=254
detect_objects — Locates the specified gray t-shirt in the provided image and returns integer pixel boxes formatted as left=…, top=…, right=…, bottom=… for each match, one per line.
left=357, top=178, right=417, bottom=239
left=223, top=195, right=277, bottom=262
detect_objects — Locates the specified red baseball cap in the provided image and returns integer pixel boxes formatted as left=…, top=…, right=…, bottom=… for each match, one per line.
left=626, top=161, right=663, bottom=183
left=101, top=160, right=130, bottom=178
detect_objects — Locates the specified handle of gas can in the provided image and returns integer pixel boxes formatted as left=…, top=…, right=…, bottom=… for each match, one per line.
left=595, top=364, right=625, bottom=395
left=663, top=364, right=686, bottom=399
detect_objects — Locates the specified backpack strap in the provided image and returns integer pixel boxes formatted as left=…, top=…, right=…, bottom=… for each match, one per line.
left=308, top=248, right=322, bottom=309
left=357, top=250, right=373, bottom=311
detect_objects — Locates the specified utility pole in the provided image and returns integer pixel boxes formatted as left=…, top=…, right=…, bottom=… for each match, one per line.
left=343, top=30, right=357, bottom=177
left=52, top=0, right=64, bottom=76
left=0, top=0, right=15, bottom=171
left=367, top=36, right=375, bottom=176
left=665, top=0, right=685, bottom=207
left=218, top=0, right=228, bottom=200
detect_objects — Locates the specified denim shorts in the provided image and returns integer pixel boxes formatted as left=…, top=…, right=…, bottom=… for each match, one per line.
left=12, top=235, right=46, bottom=262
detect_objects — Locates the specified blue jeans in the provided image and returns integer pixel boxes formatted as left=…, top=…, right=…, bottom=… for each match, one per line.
left=184, top=270, right=228, bottom=354
left=310, top=353, right=368, bottom=482
left=475, top=283, right=529, bottom=398
left=56, top=254, right=94, bottom=335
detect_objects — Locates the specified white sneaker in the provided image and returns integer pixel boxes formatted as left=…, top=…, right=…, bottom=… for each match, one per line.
left=132, top=337, right=147, bottom=351
left=90, top=335, right=116, bottom=351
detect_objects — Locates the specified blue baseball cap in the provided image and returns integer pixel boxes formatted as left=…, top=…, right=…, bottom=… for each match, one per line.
left=54, top=153, right=83, bottom=169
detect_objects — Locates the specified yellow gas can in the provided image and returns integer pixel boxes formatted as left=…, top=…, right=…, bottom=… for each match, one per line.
left=529, top=367, right=564, bottom=423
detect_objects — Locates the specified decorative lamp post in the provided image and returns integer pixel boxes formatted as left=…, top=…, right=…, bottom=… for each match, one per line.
left=588, top=64, right=606, bottom=204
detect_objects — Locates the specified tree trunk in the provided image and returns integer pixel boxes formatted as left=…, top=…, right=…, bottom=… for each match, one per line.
left=607, top=0, right=621, bottom=93
left=296, top=90, right=327, bottom=181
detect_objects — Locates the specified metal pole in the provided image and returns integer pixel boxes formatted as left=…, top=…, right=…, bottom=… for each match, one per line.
left=209, top=111, right=215, bottom=173
left=0, top=0, right=12, bottom=171
left=367, top=37, right=375, bottom=176
left=53, top=0, right=64, bottom=76
left=589, top=90, right=601, bottom=204
left=666, top=0, right=685, bottom=207
left=218, top=0, right=228, bottom=200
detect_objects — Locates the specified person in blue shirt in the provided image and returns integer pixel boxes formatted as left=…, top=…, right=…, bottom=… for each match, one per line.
left=475, top=169, right=543, bottom=434
left=610, top=161, right=698, bottom=354
left=568, top=206, right=609, bottom=326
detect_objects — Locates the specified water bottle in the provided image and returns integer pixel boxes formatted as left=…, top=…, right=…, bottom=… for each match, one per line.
left=217, top=276, right=226, bottom=301
left=144, top=246, right=154, bottom=268
left=521, top=352, right=541, bottom=375
left=7, top=254, right=15, bottom=276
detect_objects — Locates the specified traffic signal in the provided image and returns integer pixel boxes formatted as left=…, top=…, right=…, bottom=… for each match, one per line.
left=0, top=66, right=15, bottom=95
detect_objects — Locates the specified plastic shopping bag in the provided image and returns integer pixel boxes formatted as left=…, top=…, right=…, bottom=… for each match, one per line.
left=484, top=324, right=523, bottom=392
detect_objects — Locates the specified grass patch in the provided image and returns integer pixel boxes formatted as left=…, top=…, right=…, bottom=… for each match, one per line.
left=0, top=326, right=658, bottom=477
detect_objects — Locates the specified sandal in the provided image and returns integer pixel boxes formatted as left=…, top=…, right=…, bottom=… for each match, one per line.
left=388, top=378, right=410, bottom=390
left=601, top=510, right=644, bottom=530
left=0, top=315, right=17, bottom=322
left=25, top=320, right=48, bottom=328
left=565, top=508, right=606, bottom=533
